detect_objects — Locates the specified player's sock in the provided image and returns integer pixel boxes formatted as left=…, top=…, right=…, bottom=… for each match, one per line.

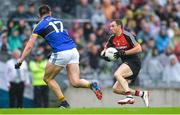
left=125, top=91, right=133, bottom=98
left=83, top=82, right=90, bottom=88
left=58, top=95, right=65, bottom=102
left=135, top=90, right=143, bottom=97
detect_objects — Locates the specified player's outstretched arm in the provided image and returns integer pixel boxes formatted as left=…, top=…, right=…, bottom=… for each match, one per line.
left=15, top=34, right=37, bottom=69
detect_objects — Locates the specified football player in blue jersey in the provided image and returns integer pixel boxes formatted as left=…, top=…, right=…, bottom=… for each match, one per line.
left=15, top=5, right=102, bottom=108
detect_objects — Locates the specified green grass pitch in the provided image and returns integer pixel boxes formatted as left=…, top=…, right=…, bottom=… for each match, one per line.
left=0, top=108, right=180, bottom=114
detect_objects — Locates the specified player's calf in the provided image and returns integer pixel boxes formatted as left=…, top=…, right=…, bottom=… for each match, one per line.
left=112, top=87, right=125, bottom=95
left=70, top=79, right=81, bottom=88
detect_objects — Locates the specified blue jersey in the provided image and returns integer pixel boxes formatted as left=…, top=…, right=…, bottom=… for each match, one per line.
left=33, top=16, right=76, bottom=53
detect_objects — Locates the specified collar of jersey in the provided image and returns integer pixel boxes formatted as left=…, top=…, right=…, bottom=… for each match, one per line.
left=43, top=15, right=50, bottom=19
left=116, top=29, right=124, bottom=38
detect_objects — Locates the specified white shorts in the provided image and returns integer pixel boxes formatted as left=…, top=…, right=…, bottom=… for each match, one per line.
left=49, top=48, right=79, bottom=67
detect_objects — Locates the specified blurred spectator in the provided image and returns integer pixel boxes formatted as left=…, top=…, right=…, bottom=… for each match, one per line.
left=8, top=27, right=22, bottom=52
left=132, top=0, right=146, bottom=8
left=158, top=46, right=173, bottom=67
left=101, top=0, right=115, bottom=20
left=8, top=3, right=27, bottom=25
left=38, top=42, right=51, bottom=59
left=5, top=50, right=29, bottom=108
left=83, top=22, right=93, bottom=41
left=7, top=21, right=15, bottom=34
left=149, top=15, right=160, bottom=36
left=61, top=0, right=77, bottom=16
left=26, top=3, right=38, bottom=27
left=121, top=9, right=134, bottom=26
left=137, top=22, right=152, bottom=42
left=87, top=44, right=100, bottom=70
left=141, top=38, right=155, bottom=61
left=155, top=5, right=167, bottom=21
left=175, top=3, right=180, bottom=26
left=68, top=21, right=80, bottom=38
left=0, top=30, right=9, bottom=53
left=155, top=27, right=170, bottom=53
left=76, top=0, right=94, bottom=19
left=162, top=54, right=180, bottom=82
left=170, top=22, right=180, bottom=46
left=91, top=3, right=106, bottom=29
left=143, top=48, right=163, bottom=85
left=95, top=25, right=107, bottom=45
left=88, top=33, right=97, bottom=44
left=73, top=26, right=85, bottom=43
left=41, top=0, right=61, bottom=9
left=142, top=3, right=153, bottom=20
left=29, top=50, right=49, bottom=108
left=26, top=3, right=37, bottom=20
left=20, top=24, right=32, bottom=41
left=174, top=42, right=180, bottom=62
left=112, top=0, right=126, bottom=19
left=165, top=4, right=174, bottom=22
left=0, top=19, right=3, bottom=33
left=126, top=19, right=136, bottom=32
left=18, top=19, right=30, bottom=38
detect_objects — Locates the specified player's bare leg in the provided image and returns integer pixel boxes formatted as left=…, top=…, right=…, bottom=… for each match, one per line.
left=113, top=64, right=149, bottom=106
left=43, top=63, right=70, bottom=108
left=66, top=63, right=102, bottom=100
left=113, top=81, right=140, bottom=96
left=113, top=63, right=135, bottom=105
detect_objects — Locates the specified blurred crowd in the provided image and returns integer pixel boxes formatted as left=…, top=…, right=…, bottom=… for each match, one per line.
left=0, top=0, right=180, bottom=96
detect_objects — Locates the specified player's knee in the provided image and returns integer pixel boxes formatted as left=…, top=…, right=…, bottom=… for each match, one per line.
left=70, top=79, right=80, bottom=88
left=43, top=76, right=52, bottom=83
left=43, top=77, right=48, bottom=83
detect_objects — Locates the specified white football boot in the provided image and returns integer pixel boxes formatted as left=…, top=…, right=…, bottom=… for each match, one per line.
left=142, top=91, right=149, bottom=107
left=117, top=97, right=135, bottom=105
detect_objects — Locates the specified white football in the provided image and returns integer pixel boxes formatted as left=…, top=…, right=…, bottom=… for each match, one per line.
left=105, top=47, right=118, bottom=61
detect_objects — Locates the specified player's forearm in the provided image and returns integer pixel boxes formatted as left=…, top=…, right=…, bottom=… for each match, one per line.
left=125, top=44, right=142, bottom=55
left=19, top=44, right=33, bottom=63
left=19, top=35, right=37, bottom=63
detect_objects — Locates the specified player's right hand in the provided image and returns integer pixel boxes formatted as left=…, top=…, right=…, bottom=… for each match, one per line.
left=102, top=56, right=110, bottom=62
left=15, top=62, right=22, bottom=69
left=114, top=50, right=125, bottom=59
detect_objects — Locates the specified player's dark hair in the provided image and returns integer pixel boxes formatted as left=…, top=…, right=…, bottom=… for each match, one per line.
left=114, top=19, right=123, bottom=28
left=39, top=5, right=51, bottom=17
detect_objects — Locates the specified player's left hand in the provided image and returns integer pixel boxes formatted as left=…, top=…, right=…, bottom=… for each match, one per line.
left=15, top=62, right=22, bottom=69
left=114, top=50, right=125, bottom=59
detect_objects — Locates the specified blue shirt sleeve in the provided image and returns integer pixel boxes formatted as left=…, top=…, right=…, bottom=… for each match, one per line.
left=32, top=21, right=44, bottom=36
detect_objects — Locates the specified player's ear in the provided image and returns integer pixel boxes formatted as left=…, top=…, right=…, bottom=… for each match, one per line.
left=49, top=11, right=52, bottom=16
left=38, top=13, right=41, bottom=18
left=38, top=14, right=40, bottom=18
